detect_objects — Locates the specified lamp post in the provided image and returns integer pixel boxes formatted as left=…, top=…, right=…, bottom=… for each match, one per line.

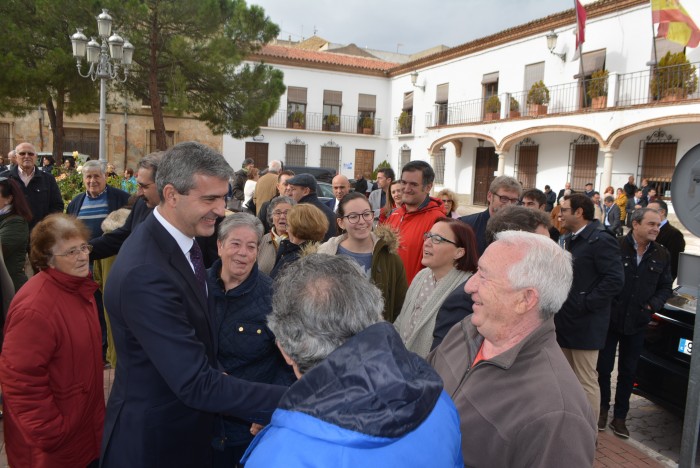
left=70, top=9, right=134, bottom=163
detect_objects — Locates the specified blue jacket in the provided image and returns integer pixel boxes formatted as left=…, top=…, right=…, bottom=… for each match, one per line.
left=242, top=322, right=463, bottom=467
left=66, top=186, right=131, bottom=237
left=206, top=260, right=295, bottom=448
left=459, top=209, right=490, bottom=256
left=0, top=166, right=64, bottom=231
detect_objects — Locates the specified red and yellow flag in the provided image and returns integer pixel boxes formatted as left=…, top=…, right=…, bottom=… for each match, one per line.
left=652, top=0, right=700, bottom=48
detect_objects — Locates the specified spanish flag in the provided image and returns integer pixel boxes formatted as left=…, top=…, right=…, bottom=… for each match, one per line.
left=651, top=0, right=700, bottom=48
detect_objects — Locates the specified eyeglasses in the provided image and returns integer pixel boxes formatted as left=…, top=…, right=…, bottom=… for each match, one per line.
left=272, top=209, right=289, bottom=217
left=54, top=243, right=93, bottom=258
left=343, top=211, right=373, bottom=224
left=423, top=232, right=458, bottom=246
left=18, top=151, right=36, bottom=156
left=493, top=192, right=520, bottom=204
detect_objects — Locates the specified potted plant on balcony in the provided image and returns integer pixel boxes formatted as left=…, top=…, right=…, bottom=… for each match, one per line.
left=484, top=95, right=500, bottom=121
left=361, top=116, right=374, bottom=134
left=509, top=97, right=520, bottom=118
left=587, top=69, right=609, bottom=109
left=527, top=80, right=550, bottom=116
left=650, top=51, right=698, bottom=102
left=290, top=111, right=305, bottom=129
left=326, top=113, right=340, bottom=132
left=398, top=111, right=412, bottom=134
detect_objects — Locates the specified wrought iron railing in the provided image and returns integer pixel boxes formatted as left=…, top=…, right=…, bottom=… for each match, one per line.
left=393, top=114, right=415, bottom=135
left=617, top=61, right=700, bottom=106
left=264, top=110, right=381, bottom=135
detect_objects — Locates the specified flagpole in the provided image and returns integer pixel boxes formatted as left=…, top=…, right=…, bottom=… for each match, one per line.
left=650, top=0, right=660, bottom=99
left=575, top=0, right=586, bottom=109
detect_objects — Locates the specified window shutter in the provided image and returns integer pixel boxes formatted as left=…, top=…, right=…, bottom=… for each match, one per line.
left=523, top=62, right=545, bottom=91
left=403, top=91, right=414, bottom=110
left=481, top=72, right=499, bottom=85
left=358, top=93, right=376, bottom=111
left=323, top=90, right=343, bottom=106
left=436, top=84, right=449, bottom=103
left=582, top=49, right=606, bottom=74
left=287, top=87, right=307, bottom=104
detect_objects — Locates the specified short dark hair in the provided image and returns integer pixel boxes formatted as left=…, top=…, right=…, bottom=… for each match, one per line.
left=242, top=158, right=254, bottom=167
left=377, top=167, right=395, bottom=181
left=565, top=193, right=594, bottom=221
left=648, top=198, right=667, bottom=214
left=544, top=185, right=551, bottom=190
left=278, top=170, right=295, bottom=181
left=522, top=188, right=546, bottom=207
left=434, top=217, right=478, bottom=273
left=401, top=160, right=435, bottom=187
left=0, top=178, right=32, bottom=222
left=485, top=205, right=551, bottom=245
left=631, top=207, right=659, bottom=225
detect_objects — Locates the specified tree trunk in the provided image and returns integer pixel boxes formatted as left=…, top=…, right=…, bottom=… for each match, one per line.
left=46, top=95, right=65, bottom=165
left=149, top=9, right=167, bottom=151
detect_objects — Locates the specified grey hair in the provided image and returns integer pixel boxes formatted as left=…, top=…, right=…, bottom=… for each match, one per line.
left=494, top=230, right=573, bottom=321
left=268, top=254, right=384, bottom=374
left=156, top=142, right=234, bottom=199
left=489, top=175, right=522, bottom=197
left=138, top=151, right=165, bottom=180
left=217, top=212, right=264, bottom=245
left=268, top=160, right=282, bottom=172
left=604, top=195, right=614, bottom=203
left=82, top=160, right=105, bottom=174
left=630, top=207, right=659, bottom=225
left=267, top=195, right=296, bottom=226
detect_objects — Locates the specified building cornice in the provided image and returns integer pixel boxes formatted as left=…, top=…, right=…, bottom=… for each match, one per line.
left=247, top=53, right=390, bottom=77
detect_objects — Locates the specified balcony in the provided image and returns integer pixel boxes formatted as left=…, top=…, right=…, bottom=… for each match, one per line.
left=264, top=111, right=381, bottom=135
left=423, top=61, right=700, bottom=128
left=393, top=114, right=415, bottom=135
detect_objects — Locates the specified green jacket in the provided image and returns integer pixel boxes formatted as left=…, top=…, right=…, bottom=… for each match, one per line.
left=317, top=225, right=407, bottom=322
left=0, top=214, right=28, bottom=292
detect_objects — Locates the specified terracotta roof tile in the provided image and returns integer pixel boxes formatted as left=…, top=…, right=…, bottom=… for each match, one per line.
left=255, top=44, right=398, bottom=72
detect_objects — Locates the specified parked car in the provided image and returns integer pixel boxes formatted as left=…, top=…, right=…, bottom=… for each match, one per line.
left=284, top=165, right=336, bottom=183
left=633, top=252, right=699, bottom=415
left=317, top=182, right=334, bottom=203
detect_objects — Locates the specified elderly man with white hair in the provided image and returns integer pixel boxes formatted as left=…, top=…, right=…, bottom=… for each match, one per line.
left=428, top=231, right=596, bottom=467
left=66, top=160, right=130, bottom=239
left=243, top=254, right=463, bottom=467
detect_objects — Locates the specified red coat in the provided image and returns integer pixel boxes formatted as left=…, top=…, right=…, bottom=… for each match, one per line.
left=0, top=267, right=104, bottom=468
left=387, top=196, right=445, bottom=284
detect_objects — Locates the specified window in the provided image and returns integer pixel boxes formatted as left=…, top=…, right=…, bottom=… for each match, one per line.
left=482, top=73, right=499, bottom=119
left=0, top=123, right=10, bottom=159
left=580, top=49, right=606, bottom=108
left=320, top=145, right=341, bottom=172
left=245, top=142, right=269, bottom=169
left=435, top=83, right=449, bottom=125
left=398, top=91, right=414, bottom=134
left=400, top=146, right=411, bottom=169
left=148, top=130, right=175, bottom=153
left=287, top=86, right=307, bottom=129
left=514, top=139, right=539, bottom=190
left=431, top=148, right=446, bottom=185
left=64, top=128, right=99, bottom=159
left=323, top=90, right=342, bottom=132
left=569, top=135, right=598, bottom=192
left=652, top=37, right=685, bottom=63
left=523, top=62, right=545, bottom=92
left=358, top=93, right=376, bottom=134
left=285, top=141, right=306, bottom=166
left=640, top=129, right=678, bottom=197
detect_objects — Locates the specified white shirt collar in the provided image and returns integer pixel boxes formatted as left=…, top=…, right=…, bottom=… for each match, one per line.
left=153, top=206, right=195, bottom=258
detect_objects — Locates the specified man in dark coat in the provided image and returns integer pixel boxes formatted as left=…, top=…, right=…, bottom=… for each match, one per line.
left=0, top=142, right=63, bottom=232
left=647, top=199, right=685, bottom=280
left=285, top=173, right=337, bottom=241
left=557, top=181, right=574, bottom=205
left=101, top=142, right=285, bottom=467
left=544, top=185, right=557, bottom=212
left=597, top=208, right=672, bottom=438
left=556, top=194, right=624, bottom=423
left=603, top=195, right=622, bottom=236
left=231, top=158, right=254, bottom=208
left=623, top=175, right=637, bottom=199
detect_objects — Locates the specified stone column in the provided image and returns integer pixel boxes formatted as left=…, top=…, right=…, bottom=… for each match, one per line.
left=602, top=149, right=614, bottom=190
left=496, top=151, right=506, bottom=176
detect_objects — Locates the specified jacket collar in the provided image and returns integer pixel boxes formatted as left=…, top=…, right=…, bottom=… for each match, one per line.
left=43, top=267, right=99, bottom=301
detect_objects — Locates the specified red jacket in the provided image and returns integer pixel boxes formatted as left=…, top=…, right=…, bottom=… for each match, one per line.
left=387, top=196, right=445, bottom=284
left=0, top=267, right=104, bottom=468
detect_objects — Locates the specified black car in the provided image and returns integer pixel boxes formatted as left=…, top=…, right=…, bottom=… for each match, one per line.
left=634, top=252, right=698, bottom=415
left=285, top=166, right=336, bottom=183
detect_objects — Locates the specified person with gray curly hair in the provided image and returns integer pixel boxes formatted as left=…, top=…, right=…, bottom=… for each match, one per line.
left=257, top=196, right=296, bottom=274
left=428, top=231, right=597, bottom=467
left=243, top=254, right=463, bottom=467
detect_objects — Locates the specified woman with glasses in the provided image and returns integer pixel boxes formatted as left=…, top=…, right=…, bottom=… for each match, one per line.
left=394, top=218, right=477, bottom=358
left=318, top=192, right=407, bottom=322
left=269, top=204, right=328, bottom=279
left=258, top=196, right=295, bottom=275
left=437, top=188, right=460, bottom=219
left=0, top=214, right=104, bottom=468
left=0, top=178, right=32, bottom=291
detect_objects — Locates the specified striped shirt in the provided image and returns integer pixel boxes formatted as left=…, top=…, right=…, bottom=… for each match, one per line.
left=78, top=190, right=110, bottom=239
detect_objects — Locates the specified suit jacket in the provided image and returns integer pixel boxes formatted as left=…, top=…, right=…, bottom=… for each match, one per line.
left=656, top=221, right=686, bottom=280
left=325, top=197, right=340, bottom=212
left=89, top=198, right=153, bottom=260
left=458, top=209, right=490, bottom=256
left=556, top=188, right=576, bottom=205
left=0, top=166, right=64, bottom=231
left=101, top=214, right=285, bottom=467
left=603, top=204, right=621, bottom=235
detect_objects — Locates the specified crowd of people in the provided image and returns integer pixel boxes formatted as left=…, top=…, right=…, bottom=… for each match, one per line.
left=0, top=140, right=688, bottom=467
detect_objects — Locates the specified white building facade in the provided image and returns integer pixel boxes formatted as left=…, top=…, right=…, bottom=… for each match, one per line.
left=224, top=0, right=700, bottom=204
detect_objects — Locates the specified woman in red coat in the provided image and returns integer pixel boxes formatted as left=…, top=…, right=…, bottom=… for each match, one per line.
left=0, top=213, right=104, bottom=468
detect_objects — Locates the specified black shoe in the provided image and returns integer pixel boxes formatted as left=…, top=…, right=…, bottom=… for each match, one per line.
left=598, top=410, right=608, bottom=431
left=609, top=418, right=630, bottom=438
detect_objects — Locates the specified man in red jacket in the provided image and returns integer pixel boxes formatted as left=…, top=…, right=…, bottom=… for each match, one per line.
left=387, top=161, right=445, bottom=284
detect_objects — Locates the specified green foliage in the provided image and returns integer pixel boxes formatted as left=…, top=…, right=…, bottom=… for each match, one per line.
left=510, top=96, right=520, bottom=112
left=372, top=161, right=392, bottom=180
left=587, top=69, right=609, bottom=99
left=290, top=111, right=305, bottom=124
left=361, top=116, right=374, bottom=128
left=527, top=80, right=550, bottom=105
left=112, top=0, right=285, bottom=140
left=326, top=113, right=339, bottom=125
left=485, top=95, right=500, bottom=113
left=398, top=111, right=411, bottom=131
left=650, top=51, right=698, bottom=97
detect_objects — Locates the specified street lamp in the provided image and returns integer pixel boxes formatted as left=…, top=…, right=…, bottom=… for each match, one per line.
left=70, top=9, right=134, bottom=163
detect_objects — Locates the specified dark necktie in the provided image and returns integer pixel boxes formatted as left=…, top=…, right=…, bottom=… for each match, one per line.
left=189, top=241, right=207, bottom=296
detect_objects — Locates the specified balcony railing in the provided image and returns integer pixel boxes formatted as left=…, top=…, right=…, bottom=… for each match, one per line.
left=264, top=110, right=381, bottom=135
left=618, top=61, right=700, bottom=106
left=393, top=114, right=416, bottom=135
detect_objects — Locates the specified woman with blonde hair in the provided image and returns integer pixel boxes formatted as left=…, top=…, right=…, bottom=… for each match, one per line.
left=437, top=188, right=459, bottom=218
left=269, top=203, right=328, bottom=279
left=615, top=187, right=628, bottom=224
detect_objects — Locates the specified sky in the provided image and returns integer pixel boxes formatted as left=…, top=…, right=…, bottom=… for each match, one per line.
left=250, top=0, right=582, bottom=54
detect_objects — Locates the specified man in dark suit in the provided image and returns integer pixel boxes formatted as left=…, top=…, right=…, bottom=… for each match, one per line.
left=557, top=182, right=574, bottom=205
left=556, top=194, right=624, bottom=424
left=286, top=173, right=337, bottom=241
left=625, top=189, right=646, bottom=228
left=603, top=196, right=621, bottom=236
left=327, top=174, right=351, bottom=213
left=648, top=199, right=685, bottom=280
left=101, top=142, right=285, bottom=467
